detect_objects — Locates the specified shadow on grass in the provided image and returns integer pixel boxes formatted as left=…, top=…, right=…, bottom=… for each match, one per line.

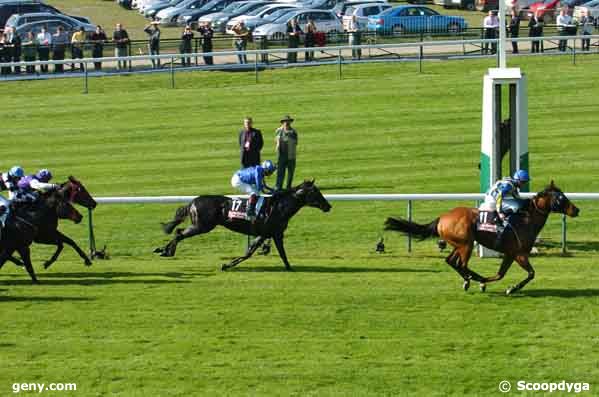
left=0, top=272, right=192, bottom=286
left=486, top=288, right=599, bottom=298
left=229, top=265, right=441, bottom=273
left=0, top=296, right=94, bottom=302
left=535, top=239, right=599, bottom=253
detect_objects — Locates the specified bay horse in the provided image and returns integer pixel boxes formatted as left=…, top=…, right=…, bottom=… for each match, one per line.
left=7, top=176, right=97, bottom=270
left=154, top=180, right=332, bottom=271
left=384, top=182, right=580, bottom=294
left=0, top=187, right=85, bottom=283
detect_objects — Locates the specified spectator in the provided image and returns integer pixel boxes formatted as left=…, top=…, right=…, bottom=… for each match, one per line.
left=180, top=25, right=193, bottom=67
left=528, top=10, right=544, bottom=53
left=113, top=23, right=130, bottom=70
left=347, top=15, right=362, bottom=60
left=90, top=25, right=107, bottom=71
left=52, top=25, right=69, bottom=73
left=239, top=117, right=263, bottom=168
left=287, top=19, right=302, bottom=63
left=0, top=33, right=9, bottom=75
left=71, top=26, right=86, bottom=72
left=22, top=31, right=37, bottom=74
left=579, top=9, right=593, bottom=51
left=232, top=21, right=249, bottom=64
left=5, top=27, right=21, bottom=74
left=36, top=25, right=52, bottom=73
left=509, top=8, right=521, bottom=54
left=144, top=21, right=161, bottom=69
left=482, top=10, right=499, bottom=55
left=275, top=115, right=298, bottom=191
left=198, top=22, right=214, bottom=65
left=304, top=19, right=316, bottom=62
left=556, top=7, right=573, bottom=52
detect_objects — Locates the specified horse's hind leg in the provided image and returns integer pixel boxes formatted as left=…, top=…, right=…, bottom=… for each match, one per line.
left=481, top=255, right=514, bottom=290
left=506, top=255, right=535, bottom=295
left=156, top=224, right=213, bottom=257
left=222, top=236, right=266, bottom=271
left=17, top=246, right=38, bottom=284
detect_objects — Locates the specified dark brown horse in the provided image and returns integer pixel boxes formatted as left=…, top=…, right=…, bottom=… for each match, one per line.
left=155, top=180, right=332, bottom=271
left=384, top=182, right=580, bottom=294
left=8, top=176, right=97, bottom=269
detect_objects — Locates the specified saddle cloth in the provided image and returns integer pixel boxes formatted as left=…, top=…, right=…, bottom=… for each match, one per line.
left=227, top=196, right=272, bottom=221
left=477, top=211, right=498, bottom=233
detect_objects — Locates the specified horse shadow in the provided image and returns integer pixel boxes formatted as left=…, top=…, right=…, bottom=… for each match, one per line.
left=228, top=265, right=441, bottom=273
left=0, top=296, right=94, bottom=302
left=0, top=271, right=193, bottom=286
left=535, top=239, right=599, bottom=253
left=488, top=288, right=599, bottom=298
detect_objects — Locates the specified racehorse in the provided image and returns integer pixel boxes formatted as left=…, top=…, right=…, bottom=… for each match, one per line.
left=7, top=176, right=97, bottom=270
left=154, top=180, right=332, bottom=271
left=384, top=182, right=580, bottom=294
left=0, top=184, right=86, bottom=283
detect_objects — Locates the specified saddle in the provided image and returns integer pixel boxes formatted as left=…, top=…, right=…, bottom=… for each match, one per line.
left=227, top=196, right=273, bottom=221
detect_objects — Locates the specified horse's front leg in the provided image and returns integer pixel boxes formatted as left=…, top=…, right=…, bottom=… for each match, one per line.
left=55, top=232, right=91, bottom=266
left=43, top=242, right=64, bottom=269
left=506, top=255, right=535, bottom=295
left=16, top=246, right=38, bottom=284
left=481, top=255, right=514, bottom=290
left=8, top=255, right=24, bottom=267
left=272, top=233, right=292, bottom=271
left=222, top=236, right=265, bottom=271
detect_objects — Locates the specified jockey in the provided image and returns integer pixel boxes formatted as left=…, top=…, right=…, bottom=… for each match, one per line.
left=231, top=160, right=276, bottom=220
left=0, top=165, right=25, bottom=232
left=481, top=169, right=530, bottom=247
left=15, top=169, right=60, bottom=204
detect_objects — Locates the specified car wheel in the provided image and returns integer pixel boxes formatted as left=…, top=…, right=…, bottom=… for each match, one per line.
left=272, top=32, right=285, bottom=41
left=447, top=22, right=461, bottom=34
left=392, top=24, right=405, bottom=35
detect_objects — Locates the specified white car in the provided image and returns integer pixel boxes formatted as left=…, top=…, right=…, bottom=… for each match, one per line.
left=574, top=0, right=599, bottom=19
left=342, top=3, right=391, bottom=30
left=226, top=3, right=301, bottom=33
left=253, top=9, right=343, bottom=40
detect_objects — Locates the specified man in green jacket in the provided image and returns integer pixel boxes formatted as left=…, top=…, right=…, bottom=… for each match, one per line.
left=275, top=115, right=298, bottom=191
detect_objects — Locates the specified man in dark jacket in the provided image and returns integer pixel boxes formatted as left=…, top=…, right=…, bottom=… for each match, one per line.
left=5, top=27, right=21, bottom=74
left=239, top=117, right=264, bottom=168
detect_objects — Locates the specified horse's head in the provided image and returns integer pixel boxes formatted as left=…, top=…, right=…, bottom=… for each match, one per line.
left=56, top=200, right=84, bottom=224
left=294, top=179, right=331, bottom=212
left=534, top=181, right=580, bottom=218
left=59, top=176, right=97, bottom=210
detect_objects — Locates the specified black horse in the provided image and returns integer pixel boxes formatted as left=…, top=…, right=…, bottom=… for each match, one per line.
left=155, top=180, right=332, bottom=270
left=7, top=177, right=97, bottom=269
left=0, top=187, right=85, bottom=283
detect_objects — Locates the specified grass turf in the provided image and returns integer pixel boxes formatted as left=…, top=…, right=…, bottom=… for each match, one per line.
left=1, top=55, right=599, bottom=396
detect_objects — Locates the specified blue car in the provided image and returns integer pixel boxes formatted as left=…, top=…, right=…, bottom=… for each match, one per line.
left=367, top=5, right=467, bottom=35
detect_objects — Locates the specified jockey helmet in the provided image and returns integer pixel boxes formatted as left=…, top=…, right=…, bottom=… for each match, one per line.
left=262, top=160, right=276, bottom=175
left=8, top=166, right=24, bottom=179
left=513, top=169, right=530, bottom=184
left=36, top=169, right=53, bottom=183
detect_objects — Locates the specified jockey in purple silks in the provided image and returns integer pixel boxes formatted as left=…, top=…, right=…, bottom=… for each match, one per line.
left=15, top=169, right=60, bottom=204
left=0, top=165, right=25, bottom=235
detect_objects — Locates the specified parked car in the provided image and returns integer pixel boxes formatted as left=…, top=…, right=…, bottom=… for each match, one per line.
left=176, top=0, right=244, bottom=26
left=198, top=1, right=270, bottom=32
left=435, top=0, right=476, bottom=11
left=226, top=4, right=301, bottom=33
left=332, top=0, right=389, bottom=18
left=342, top=3, right=392, bottom=30
left=142, top=0, right=186, bottom=18
left=14, top=19, right=88, bottom=40
left=367, top=5, right=467, bottom=35
left=253, top=9, right=343, bottom=40
left=526, top=0, right=560, bottom=23
left=155, top=0, right=209, bottom=25
left=574, top=0, right=599, bottom=19
left=0, top=0, right=90, bottom=30
left=5, top=12, right=96, bottom=33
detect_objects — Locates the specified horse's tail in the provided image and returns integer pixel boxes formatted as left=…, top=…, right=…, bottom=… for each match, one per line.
left=162, top=204, right=191, bottom=234
left=384, top=217, right=440, bottom=240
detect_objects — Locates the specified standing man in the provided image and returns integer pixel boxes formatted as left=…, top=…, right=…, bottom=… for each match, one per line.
left=5, top=27, right=21, bottom=74
left=71, top=26, right=86, bottom=72
left=113, top=23, right=130, bottom=71
left=556, top=7, right=573, bottom=52
left=239, top=117, right=264, bottom=168
left=286, top=19, right=302, bottom=63
left=36, top=25, right=52, bottom=73
left=508, top=8, right=520, bottom=54
left=52, top=26, right=68, bottom=73
left=198, top=22, right=214, bottom=65
left=232, top=21, right=249, bottom=64
left=482, top=10, right=499, bottom=55
left=275, top=115, right=298, bottom=191
left=528, top=10, right=544, bottom=53
left=144, top=21, right=161, bottom=69
left=91, top=25, right=107, bottom=71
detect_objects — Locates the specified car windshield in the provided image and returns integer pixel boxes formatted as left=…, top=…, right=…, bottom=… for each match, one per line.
left=221, top=2, right=243, bottom=12
left=246, top=4, right=270, bottom=16
left=379, top=7, right=394, bottom=16
left=234, top=2, right=264, bottom=13
left=5, top=15, right=19, bottom=26
left=265, top=8, right=295, bottom=21
left=199, top=0, right=222, bottom=11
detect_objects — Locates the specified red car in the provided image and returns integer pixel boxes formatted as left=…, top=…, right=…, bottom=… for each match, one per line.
left=527, top=0, right=561, bottom=23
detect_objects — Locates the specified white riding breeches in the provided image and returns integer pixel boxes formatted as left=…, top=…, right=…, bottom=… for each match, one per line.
left=231, top=174, right=259, bottom=195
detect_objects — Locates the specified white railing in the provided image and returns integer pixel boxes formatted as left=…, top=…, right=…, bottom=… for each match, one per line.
left=87, top=193, right=598, bottom=255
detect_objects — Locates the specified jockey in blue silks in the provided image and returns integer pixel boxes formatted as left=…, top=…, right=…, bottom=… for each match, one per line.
left=15, top=169, right=60, bottom=204
left=0, top=165, right=25, bottom=235
left=480, top=169, right=530, bottom=248
left=231, top=160, right=276, bottom=219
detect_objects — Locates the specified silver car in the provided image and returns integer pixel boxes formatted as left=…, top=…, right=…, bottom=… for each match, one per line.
left=5, top=12, right=96, bottom=33
left=198, top=1, right=269, bottom=32
left=226, top=4, right=301, bottom=33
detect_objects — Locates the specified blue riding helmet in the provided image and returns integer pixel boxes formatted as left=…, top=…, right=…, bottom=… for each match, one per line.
left=262, top=160, right=276, bottom=175
left=8, top=166, right=24, bottom=179
left=36, top=169, right=53, bottom=183
left=513, top=169, right=530, bottom=183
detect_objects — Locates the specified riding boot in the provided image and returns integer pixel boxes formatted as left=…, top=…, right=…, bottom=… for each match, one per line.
left=246, top=195, right=257, bottom=221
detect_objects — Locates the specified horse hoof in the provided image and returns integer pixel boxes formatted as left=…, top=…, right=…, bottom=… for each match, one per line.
left=480, top=283, right=486, bottom=293
left=84, top=260, right=92, bottom=266
left=221, top=264, right=229, bottom=271
left=153, top=247, right=163, bottom=254
left=463, top=279, right=470, bottom=291
left=506, top=287, right=514, bottom=295
left=43, top=262, right=51, bottom=269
